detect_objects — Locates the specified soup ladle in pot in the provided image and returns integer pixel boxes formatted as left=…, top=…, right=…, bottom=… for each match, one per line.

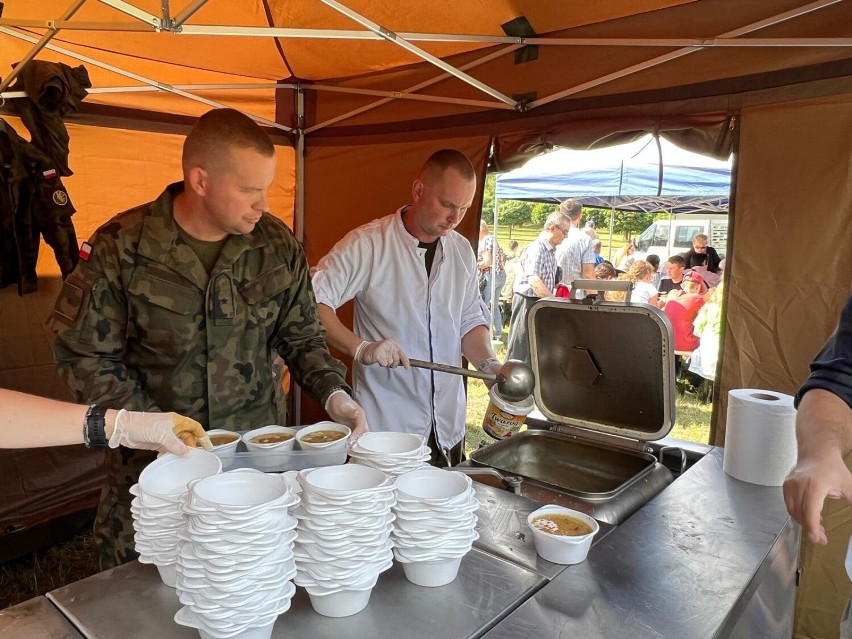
left=407, top=359, right=535, bottom=402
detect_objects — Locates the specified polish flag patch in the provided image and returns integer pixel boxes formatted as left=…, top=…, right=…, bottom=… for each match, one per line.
left=79, top=242, right=93, bottom=262
left=42, top=169, right=58, bottom=180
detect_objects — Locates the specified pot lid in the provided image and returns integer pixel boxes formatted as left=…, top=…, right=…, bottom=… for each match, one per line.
left=527, top=298, right=675, bottom=442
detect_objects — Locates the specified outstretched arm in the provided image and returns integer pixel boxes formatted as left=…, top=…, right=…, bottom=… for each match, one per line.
left=783, top=389, right=852, bottom=544
left=0, top=389, right=211, bottom=454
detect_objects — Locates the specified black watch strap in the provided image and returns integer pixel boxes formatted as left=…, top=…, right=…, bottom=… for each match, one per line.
left=84, top=404, right=109, bottom=448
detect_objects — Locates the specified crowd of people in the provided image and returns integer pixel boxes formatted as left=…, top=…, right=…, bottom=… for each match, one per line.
left=476, top=204, right=726, bottom=395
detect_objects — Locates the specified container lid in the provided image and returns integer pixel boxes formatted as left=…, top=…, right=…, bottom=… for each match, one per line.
left=527, top=299, right=675, bottom=442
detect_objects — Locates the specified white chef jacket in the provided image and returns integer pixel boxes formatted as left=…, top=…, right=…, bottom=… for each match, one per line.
left=312, top=208, right=486, bottom=449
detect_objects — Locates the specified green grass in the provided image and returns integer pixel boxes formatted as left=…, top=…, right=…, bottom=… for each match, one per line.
left=493, top=224, right=631, bottom=263
left=464, top=336, right=711, bottom=456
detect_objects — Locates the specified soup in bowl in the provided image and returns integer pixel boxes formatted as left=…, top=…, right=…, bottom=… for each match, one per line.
left=526, top=505, right=598, bottom=565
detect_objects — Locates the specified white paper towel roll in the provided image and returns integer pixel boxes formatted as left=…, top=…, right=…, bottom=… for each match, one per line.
left=722, top=389, right=798, bottom=487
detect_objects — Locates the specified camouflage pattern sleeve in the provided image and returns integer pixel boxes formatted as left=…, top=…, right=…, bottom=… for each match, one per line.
left=51, top=229, right=159, bottom=411
left=269, top=231, right=351, bottom=406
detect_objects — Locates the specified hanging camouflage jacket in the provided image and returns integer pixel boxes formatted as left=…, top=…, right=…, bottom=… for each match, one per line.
left=0, top=119, right=78, bottom=295
left=51, top=182, right=349, bottom=429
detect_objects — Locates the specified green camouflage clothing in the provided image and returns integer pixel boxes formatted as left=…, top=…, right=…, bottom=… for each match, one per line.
left=51, top=182, right=349, bottom=568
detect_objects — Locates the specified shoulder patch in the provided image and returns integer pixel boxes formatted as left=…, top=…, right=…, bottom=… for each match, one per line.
left=79, top=241, right=93, bottom=262
left=52, top=190, right=69, bottom=206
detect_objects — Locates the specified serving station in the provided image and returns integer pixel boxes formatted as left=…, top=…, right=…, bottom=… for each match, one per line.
left=0, top=299, right=799, bottom=638
left=12, top=446, right=793, bottom=639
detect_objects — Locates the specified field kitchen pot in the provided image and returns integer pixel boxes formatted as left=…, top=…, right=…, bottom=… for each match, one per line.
left=468, top=296, right=678, bottom=524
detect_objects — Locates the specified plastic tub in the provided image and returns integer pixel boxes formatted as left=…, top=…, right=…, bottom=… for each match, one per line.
left=482, top=386, right=535, bottom=440
left=401, top=557, right=462, bottom=587
left=526, top=505, right=599, bottom=565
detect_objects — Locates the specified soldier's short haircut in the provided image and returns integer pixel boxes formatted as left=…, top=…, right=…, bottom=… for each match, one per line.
left=559, top=199, right=583, bottom=221
left=667, top=255, right=686, bottom=267
left=420, top=149, right=476, bottom=183
left=183, top=108, right=274, bottom=174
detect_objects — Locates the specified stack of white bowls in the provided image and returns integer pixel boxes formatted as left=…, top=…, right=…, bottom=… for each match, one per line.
left=294, top=464, right=395, bottom=617
left=392, top=468, right=480, bottom=587
left=348, top=431, right=431, bottom=477
left=130, top=449, right=222, bottom=587
left=173, top=469, right=300, bottom=639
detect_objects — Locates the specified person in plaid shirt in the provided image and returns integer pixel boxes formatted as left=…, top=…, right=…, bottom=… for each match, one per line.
left=506, top=211, right=570, bottom=364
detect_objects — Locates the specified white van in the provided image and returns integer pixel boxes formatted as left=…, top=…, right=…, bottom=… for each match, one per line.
left=633, top=214, right=728, bottom=263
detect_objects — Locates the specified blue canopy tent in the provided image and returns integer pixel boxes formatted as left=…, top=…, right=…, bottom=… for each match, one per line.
left=494, top=135, right=732, bottom=214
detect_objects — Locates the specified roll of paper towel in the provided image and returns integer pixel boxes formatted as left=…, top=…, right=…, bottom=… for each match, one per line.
left=723, top=389, right=798, bottom=487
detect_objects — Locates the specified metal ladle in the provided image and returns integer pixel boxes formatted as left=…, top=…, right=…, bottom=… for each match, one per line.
left=408, top=358, right=535, bottom=402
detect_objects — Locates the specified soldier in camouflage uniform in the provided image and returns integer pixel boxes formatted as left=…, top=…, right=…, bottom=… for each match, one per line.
left=51, top=108, right=368, bottom=569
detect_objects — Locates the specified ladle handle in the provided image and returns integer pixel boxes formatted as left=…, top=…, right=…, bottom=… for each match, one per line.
left=409, top=358, right=496, bottom=382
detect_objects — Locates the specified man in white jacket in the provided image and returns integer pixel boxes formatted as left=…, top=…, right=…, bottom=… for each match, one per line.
left=312, top=149, right=502, bottom=466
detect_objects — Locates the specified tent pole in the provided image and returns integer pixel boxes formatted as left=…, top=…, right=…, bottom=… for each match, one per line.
left=0, top=0, right=88, bottom=94
left=527, top=0, right=841, bottom=110
left=491, top=167, right=500, bottom=343
left=96, top=0, right=161, bottom=28
left=306, top=44, right=520, bottom=134
left=0, top=26, right=292, bottom=131
left=172, top=0, right=208, bottom=28
left=293, top=87, right=305, bottom=426
left=608, top=206, right=615, bottom=261
left=317, top=0, right=517, bottom=107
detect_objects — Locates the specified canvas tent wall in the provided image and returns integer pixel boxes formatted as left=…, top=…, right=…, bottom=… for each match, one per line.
left=1, top=1, right=852, bottom=634
left=493, top=135, right=731, bottom=214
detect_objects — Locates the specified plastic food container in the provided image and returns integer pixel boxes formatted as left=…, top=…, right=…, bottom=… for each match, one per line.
left=526, top=505, right=599, bottom=565
left=482, top=386, right=534, bottom=439
left=206, top=429, right=241, bottom=470
left=401, top=557, right=462, bottom=587
left=241, top=426, right=297, bottom=470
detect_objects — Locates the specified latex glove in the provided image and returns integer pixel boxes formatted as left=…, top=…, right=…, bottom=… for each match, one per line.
left=481, top=358, right=504, bottom=390
left=110, top=410, right=213, bottom=455
left=325, top=391, right=370, bottom=438
left=355, top=339, right=410, bottom=368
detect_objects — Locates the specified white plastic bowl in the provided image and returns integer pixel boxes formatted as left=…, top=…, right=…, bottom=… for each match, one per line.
left=401, top=557, right=462, bottom=587
left=296, top=422, right=351, bottom=451
left=394, top=468, right=471, bottom=503
left=526, top=505, right=599, bottom=565
left=156, top=562, right=178, bottom=587
left=138, top=449, right=222, bottom=497
left=301, top=464, right=391, bottom=495
left=356, top=432, right=424, bottom=455
left=306, top=586, right=374, bottom=617
left=206, top=429, right=241, bottom=470
left=241, top=426, right=297, bottom=471
left=190, top=470, right=291, bottom=510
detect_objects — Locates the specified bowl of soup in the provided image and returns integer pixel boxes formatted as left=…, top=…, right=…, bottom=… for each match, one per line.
left=205, top=429, right=241, bottom=469
left=242, top=426, right=298, bottom=471
left=296, top=422, right=351, bottom=452
left=526, top=505, right=599, bottom=565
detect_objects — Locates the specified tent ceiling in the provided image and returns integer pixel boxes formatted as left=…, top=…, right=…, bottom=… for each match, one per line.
left=2, top=0, right=852, bottom=136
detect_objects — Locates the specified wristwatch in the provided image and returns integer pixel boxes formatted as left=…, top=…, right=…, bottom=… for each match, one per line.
left=83, top=404, right=109, bottom=447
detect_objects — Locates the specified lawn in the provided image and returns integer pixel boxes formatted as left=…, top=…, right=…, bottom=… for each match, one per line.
left=492, top=223, right=631, bottom=264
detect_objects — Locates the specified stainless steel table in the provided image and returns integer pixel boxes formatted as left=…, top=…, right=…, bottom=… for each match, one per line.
left=484, top=447, right=799, bottom=639
left=0, top=596, right=82, bottom=639
left=47, top=548, right=546, bottom=639
left=471, top=481, right=615, bottom=580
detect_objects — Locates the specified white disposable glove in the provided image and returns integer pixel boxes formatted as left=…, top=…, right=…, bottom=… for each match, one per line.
left=109, top=410, right=213, bottom=455
left=354, top=339, right=410, bottom=368
left=325, top=391, right=370, bottom=438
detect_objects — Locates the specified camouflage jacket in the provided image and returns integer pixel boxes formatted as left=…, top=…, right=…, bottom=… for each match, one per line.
left=51, top=182, right=349, bottom=430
